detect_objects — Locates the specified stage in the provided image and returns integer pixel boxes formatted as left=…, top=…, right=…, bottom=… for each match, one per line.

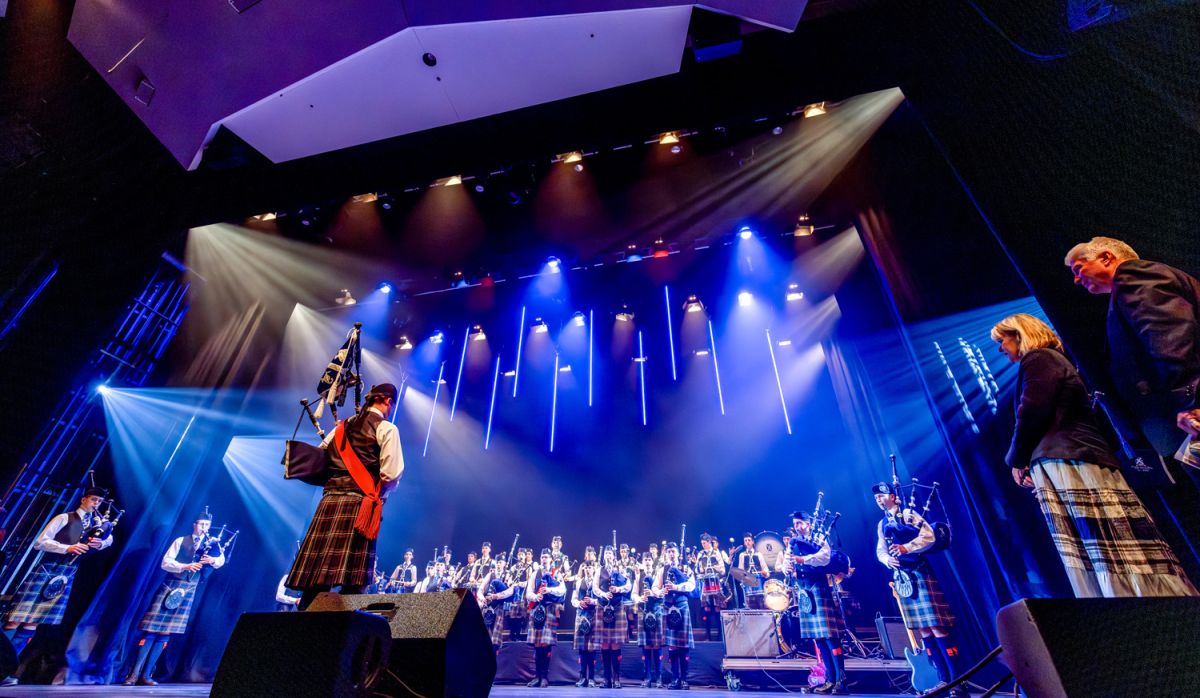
left=0, top=685, right=926, bottom=697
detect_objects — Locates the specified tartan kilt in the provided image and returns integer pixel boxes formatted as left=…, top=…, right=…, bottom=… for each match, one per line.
left=140, top=577, right=200, bottom=635
left=526, top=603, right=559, bottom=645
left=897, top=565, right=954, bottom=630
left=287, top=482, right=375, bottom=589
left=6, top=563, right=75, bottom=626
left=794, top=576, right=845, bottom=640
left=574, top=607, right=601, bottom=651
left=508, top=599, right=529, bottom=618
left=595, top=601, right=628, bottom=645
left=485, top=604, right=507, bottom=645
left=662, top=597, right=693, bottom=649
left=636, top=605, right=664, bottom=648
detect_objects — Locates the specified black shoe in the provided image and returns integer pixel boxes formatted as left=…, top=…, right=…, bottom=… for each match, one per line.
left=831, top=680, right=848, bottom=695
left=538, top=679, right=550, bottom=688
left=640, top=678, right=652, bottom=688
left=577, top=677, right=589, bottom=688
left=527, top=677, right=541, bottom=687
left=812, top=682, right=835, bottom=695
left=679, top=681, right=689, bottom=691
left=613, top=678, right=623, bottom=689
left=602, top=678, right=613, bottom=689
left=138, top=677, right=159, bottom=687
left=654, top=676, right=666, bottom=689
left=667, top=679, right=682, bottom=690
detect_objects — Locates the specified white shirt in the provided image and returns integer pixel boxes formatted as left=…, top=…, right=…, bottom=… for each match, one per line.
left=322, top=407, right=405, bottom=496
left=875, top=506, right=936, bottom=566
left=276, top=575, right=300, bottom=605
left=524, top=564, right=567, bottom=602
left=161, top=534, right=227, bottom=574
left=35, top=508, right=114, bottom=555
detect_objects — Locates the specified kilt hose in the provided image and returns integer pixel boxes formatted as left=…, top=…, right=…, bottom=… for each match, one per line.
left=287, top=479, right=374, bottom=589
left=794, top=576, right=845, bottom=640
left=6, top=563, right=76, bottom=626
left=896, top=564, right=955, bottom=630
left=526, top=603, right=560, bottom=646
left=574, top=606, right=601, bottom=652
left=595, top=601, right=628, bottom=645
left=636, top=604, right=664, bottom=649
left=662, top=597, right=693, bottom=649
left=139, top=577, right=200, bottom=635
left=1032, top=458, right=1199, bottom=598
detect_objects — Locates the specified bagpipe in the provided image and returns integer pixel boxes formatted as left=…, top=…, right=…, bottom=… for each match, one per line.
left=662, top=524, right=691, bottom=630
left=165, top=523, right=239, bottom=610
left=595, top=531, right=630, bottom=625
left=42, top=493, right=124, bottom=601
left=882, top=455, right=952, bottom=599
left=529, top=567, right=565, bottom=628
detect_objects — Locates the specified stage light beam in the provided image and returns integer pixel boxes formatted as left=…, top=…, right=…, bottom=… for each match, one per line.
left=485, top=357, right=500, bottom=450
left=637, top=331, right=648, bottom=426
left=513, top=306, right=526, bottom=397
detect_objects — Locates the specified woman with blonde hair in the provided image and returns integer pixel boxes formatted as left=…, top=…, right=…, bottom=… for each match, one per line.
left=991, top=313, right=1197, bottom=598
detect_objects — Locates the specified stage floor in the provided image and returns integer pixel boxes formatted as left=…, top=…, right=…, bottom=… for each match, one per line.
left=0, top=685, right=924, bottom=697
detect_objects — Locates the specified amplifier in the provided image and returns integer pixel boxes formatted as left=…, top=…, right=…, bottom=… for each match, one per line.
left=721, top=610, right=779, bottom=658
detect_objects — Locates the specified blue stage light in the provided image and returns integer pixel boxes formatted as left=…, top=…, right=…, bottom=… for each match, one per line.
left=738, top=291, right=754, bottom=307
left=738, top=226, right=754, bottom=240
left=96, top=384, right=111, bottom=396
left=550, top=353, right=560, bottom=452
left=546, top=256, right=562, bottom=273
left=430, top=330, right=445, bottom=345
left=423, top=361, right=446, bottom=457
left=378, top=282, right=393, bottom=294
left=707, top=320, right=725, bottom=416
left=485, top=357, right=501, bottom=450
left=449, top=327, right=469, bottom=422
left=664, top=286, right=678, bottom=381
left=513, top=306, right=526, bottom=398
left=637, top=331, right=648, bottom=426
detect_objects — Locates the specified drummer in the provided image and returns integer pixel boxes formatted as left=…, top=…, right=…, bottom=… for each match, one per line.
left=695, top=534, right=727, bottom=640
left=734, top=533, right=769, bottom=609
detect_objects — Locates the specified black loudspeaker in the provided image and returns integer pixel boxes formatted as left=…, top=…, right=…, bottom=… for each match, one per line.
left=720, top=610, right=779, bottom=657
left=997, top=597, right=1200, bottom=697
left=874, top=614, right=911, bottom=660
left=211, top=611, right=390, bottom=697
left=308, top=589, right=496, bottom=698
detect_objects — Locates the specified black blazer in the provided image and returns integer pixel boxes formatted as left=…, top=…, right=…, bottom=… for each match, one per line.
left=1006, top=348, right=1119, bottom=470
left=1106, top=259, right=1200, bottom=454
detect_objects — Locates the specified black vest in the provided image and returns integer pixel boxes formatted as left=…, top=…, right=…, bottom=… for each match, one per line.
left=170, top=536, right=200, bottom=578
left=328, top=410, right=383, bottom=480
left=42, top=512, right=85, bottom=564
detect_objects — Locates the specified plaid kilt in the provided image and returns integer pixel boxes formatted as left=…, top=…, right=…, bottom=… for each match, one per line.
left=794, top=576, right=845, bottom=640
left=595, top=600, right=628, bottom=645
left=896, top=564, right=954, bottom=630
left=526, top=603, right=559, bottom=645
left=1032, top=458, right=1199, bottom=598
left=140, top=577, right=199, bottom=635
left=287, top=480, right=374, bottom=588
left=6, top=563, right=75, bottom=625
left=636, top=604, right=664, bottom=648
left=574, top=606, right=601, bottom=651
left=662, top=596, right=693, bottom=649
left=484, top=604, right=507, bottom=645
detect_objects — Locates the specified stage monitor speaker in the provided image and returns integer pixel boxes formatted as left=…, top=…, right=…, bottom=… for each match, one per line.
left=720, top=610, right=779, bottom=658
left=874, top=614, right=910, bottom=660
left=997, top=597, right=1200, bottom=697
left=211, top=611, right=390, bottom=698
left=308, top=589, right=496, bottom=698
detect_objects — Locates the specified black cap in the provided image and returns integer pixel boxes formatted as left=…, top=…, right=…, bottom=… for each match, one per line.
left=365, top=383, right=399, bottom=403
left=196, top=506, right=213, bottom=522
left=871, top=482, right=897, bottom=496
left=790, top=510, right=810, bottom=522
left=552, top=535, right=562, bottom=542
left=82, top=487, right=108, bottom=499
left=664, top=542, right=679, bottom=551
left=481, top=541, right=492, bottom=548
left=540, top=547, right=552, bottom=556
left=405, top=548, right=414, bottom=554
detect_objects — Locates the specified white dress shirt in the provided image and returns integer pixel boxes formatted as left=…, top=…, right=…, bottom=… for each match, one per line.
left=35, top=508, right=114, bottom=555
left=875, top=506, right=936, bottom=566
left=161, top=534, right=227, bottom=574
left=276, top=575, right=300, bottom=605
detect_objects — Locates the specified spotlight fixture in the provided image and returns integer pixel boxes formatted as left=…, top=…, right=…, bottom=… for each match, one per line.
left=559, top=364, right=572, bottom=372
left=793, top=213, right=815, bottom=237
left=545, top=256, right=562, bottom=273
left=442, top=175, right=463, bottom=186
left=479, top=273, right=495, bottom=287
left=573, top=163, right=584, bottom=172
left=658, top=132, right=680, bottom=145
left=334, top=289, right=357, bottom=306
left=651, top=238, right=670, bottom=258
left=532, top=318, right=549, bottom=334
left=502, top=369, right=517, bottom=377
left=430, top=330, right=445, bottom=344
left=693, top=349, right=710, bottom=357
left=451, top=270, right=468, bottom=288
left=802, top=102, right=827, bottom=118
left=683, top=295, right=704, bottom=314
left=474, top=184, right=486, bottom=193
left=563, top=151, right=583, bottom=164
left=471, top=325, right=487, bottom=342
left=615, top=304, right=635, bottom=322
left=351, top=192, right=379, bottom=204
left=737, top=226, right=754, bottom=240
left=771, top=126, right=783, bottom=136
left=777, top=339, right=793, bottom=347
left=633, top=355, right=648, bottom=363
left=572, top=311, right=586, bottom=327
left=96, top=384, right=111, bottom=396
left=670, top=144, right=682, bottom=154
left=737, top=291, right=754, bottom=307
left=251, top=212, right=277, bottom=221
left=377, top=282, right=393, bottom=294
left=381, top=201, right=393, bottom=210
left=624, top=244, right=643, bottom=263
left=396, top=336, right=414, bottom=351
left=786, top=283, right=805, bottom=302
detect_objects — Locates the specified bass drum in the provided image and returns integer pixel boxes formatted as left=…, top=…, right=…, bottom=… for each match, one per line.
left=754, top=531, right=784, bottom=571
left=775, top=607, right=796, bottom=655
left=763, top=578, right=791, bottom=612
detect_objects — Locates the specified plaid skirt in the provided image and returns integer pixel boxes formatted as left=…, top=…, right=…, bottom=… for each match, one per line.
left=574, top=607, right=601, bottom=651
left=595, top=601, right=627, bottom=645
left=794, top=577, right=845, bottom=640
left=636, top=605, right=664, bottom=648
left=1032, top=458, right=1199, bottom=598
left=896, top=564, right=954, bottom=629
left=526, top=603, right=559, bottom=646
left=485, top=604, right=507, bottom=645
left=287, top=482, right=374, bottom=589
left=140, top=577, right=199, bottom=635
left=6, top=563, right=75, bottom=625
left=662, top=597, right=693, bottom=649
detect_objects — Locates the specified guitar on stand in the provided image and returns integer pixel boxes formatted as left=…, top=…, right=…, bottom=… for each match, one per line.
left=889, top=581, right=939, bottom=693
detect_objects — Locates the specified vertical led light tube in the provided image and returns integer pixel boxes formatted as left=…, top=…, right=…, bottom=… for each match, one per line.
left=637, top=331, right=648, bottom=426
left=485, top=357, right=501, bottom=449
left=513, top=306, right=526, bottom=398
left=707, top=320, right=725, bottom=415
left=423, top=361, right=445, bottom=457
left=550, top=353, right=560, bottom=452
left=664, top=286, right=677, bottom=381
left=765, top=329, right=792, bottom=435
left=588, top=309, right=594, bottom=407
left=449, top=326, right=469, bottom=421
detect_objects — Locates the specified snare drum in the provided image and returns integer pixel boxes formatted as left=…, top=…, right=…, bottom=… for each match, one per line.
left=763, top=578, right=791, bottom=612
left=701, top=575, right=722, bottom=596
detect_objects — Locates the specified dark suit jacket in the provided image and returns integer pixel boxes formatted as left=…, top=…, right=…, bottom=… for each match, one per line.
left=1107, top=259, right=1200, bottom=454
left=1006, top=348, right=1119, bottom=470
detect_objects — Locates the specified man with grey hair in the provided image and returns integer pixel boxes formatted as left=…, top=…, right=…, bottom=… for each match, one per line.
left=1065, top=236, right=1200, bottom=455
